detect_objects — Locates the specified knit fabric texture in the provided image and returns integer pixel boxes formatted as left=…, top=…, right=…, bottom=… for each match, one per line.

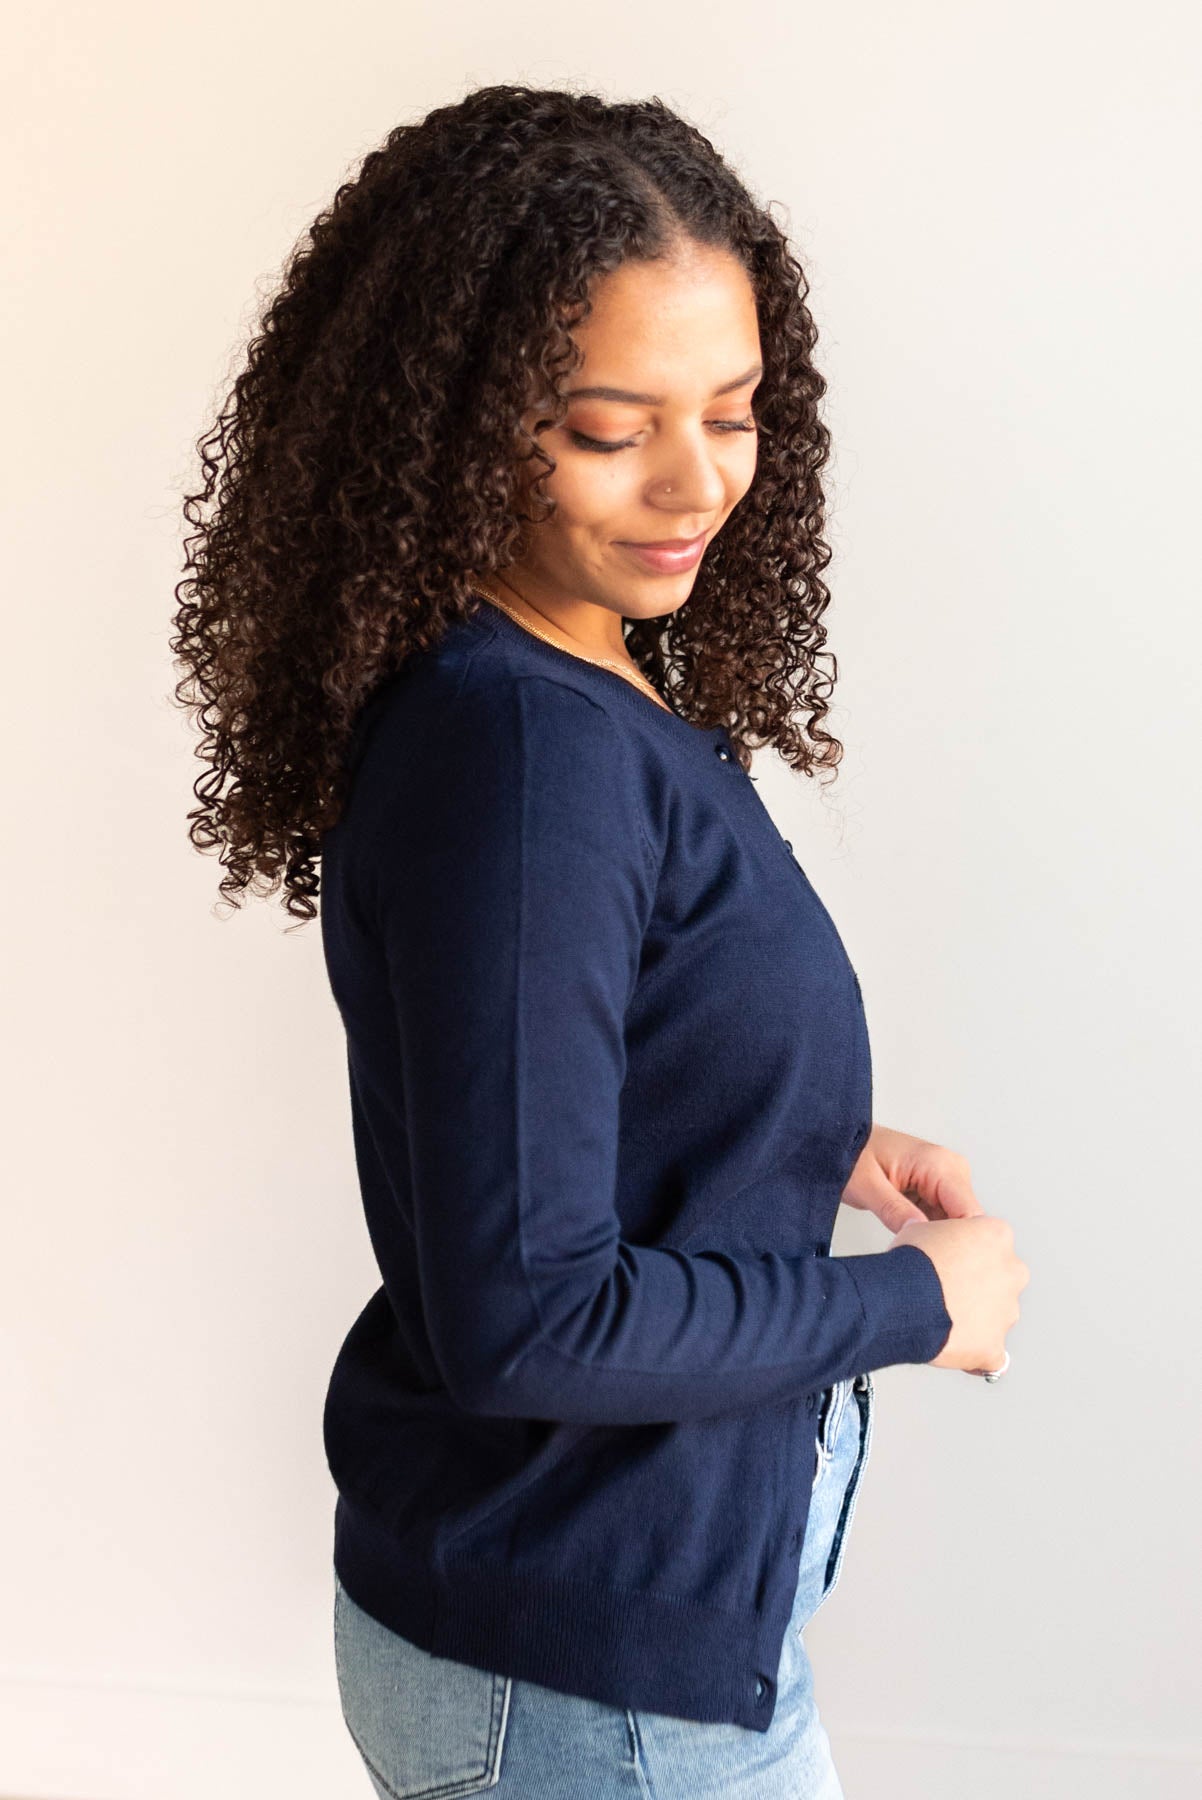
left=318, top=600, right=953, bottom=1732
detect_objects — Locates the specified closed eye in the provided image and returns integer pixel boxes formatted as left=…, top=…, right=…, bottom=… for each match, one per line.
left=567, top=419, right=758, bottom=455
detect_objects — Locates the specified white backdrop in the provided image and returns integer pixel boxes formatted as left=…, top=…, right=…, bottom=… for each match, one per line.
left=4, top=4, right=1199, bottom=1796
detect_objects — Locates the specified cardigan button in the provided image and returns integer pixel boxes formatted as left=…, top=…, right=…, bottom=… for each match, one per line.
left=755, top=1674, right=772, bottom=1704
left=715, top=743, right=732, bottom=761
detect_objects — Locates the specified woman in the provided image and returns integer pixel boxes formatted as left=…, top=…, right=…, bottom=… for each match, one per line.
left=173, top=83, right=1028, bottom=1798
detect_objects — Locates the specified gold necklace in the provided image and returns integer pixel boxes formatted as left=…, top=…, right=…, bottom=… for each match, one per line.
left=469, top=578, right=677, bottom=717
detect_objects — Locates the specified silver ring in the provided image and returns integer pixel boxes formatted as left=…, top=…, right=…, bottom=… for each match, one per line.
left=980, top=1349, right=1011, bottom=1383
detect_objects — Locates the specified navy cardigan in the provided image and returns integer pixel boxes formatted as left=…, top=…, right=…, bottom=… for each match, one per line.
left=318, top=599, right=953, bottom=1732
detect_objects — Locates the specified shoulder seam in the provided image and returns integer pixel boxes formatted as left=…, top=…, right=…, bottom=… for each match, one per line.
left=359, top=628, right=481, bottom=932
left=508, top=673, right=660, bottom=887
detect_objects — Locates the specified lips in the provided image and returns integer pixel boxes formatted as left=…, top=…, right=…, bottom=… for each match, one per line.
left=616, top=531, right=709, bottom=575
left=620, top=532, right=707, bottom=551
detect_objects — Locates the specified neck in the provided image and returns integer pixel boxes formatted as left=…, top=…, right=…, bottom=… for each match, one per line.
left=490, top=571, right=629, bottom=662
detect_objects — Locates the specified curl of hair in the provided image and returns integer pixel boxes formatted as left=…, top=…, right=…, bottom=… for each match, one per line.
left=171, top=82, right=843, bottom=925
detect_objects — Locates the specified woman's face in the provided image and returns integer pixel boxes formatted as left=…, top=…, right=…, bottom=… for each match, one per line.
left=508, top=244, right=763, bottom=629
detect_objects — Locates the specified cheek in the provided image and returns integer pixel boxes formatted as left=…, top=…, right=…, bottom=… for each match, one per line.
left=731, top=437, right=759, bottom=487
left=542, top=458, right=637, bottom=530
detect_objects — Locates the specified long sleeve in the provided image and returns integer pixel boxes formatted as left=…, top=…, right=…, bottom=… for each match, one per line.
left=369, top=672, right=952, bottom=1426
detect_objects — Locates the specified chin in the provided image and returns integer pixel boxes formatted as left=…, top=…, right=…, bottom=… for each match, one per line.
left=629, top=593, right=692, bottom=622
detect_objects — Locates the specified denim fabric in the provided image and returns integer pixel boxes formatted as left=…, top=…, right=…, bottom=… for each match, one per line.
left=333, top=1371, right=875, bottom=1798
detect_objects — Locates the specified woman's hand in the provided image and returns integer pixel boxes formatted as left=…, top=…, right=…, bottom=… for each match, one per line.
left=840, top=1124, right=986, bottom=1233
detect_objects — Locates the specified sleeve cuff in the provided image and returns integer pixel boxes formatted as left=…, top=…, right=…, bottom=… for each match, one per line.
left=839, top=1243, right=954, bottom=1369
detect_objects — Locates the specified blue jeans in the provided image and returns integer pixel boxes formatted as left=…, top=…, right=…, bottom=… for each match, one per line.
left=334, top=1371, right=875, bottom=1798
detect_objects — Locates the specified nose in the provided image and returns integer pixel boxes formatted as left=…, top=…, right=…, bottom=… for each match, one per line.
left=648, top=438, right=730, bottom=516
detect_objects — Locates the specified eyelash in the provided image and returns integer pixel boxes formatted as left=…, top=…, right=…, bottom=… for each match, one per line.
left=567, top=419, right=758, bottom=455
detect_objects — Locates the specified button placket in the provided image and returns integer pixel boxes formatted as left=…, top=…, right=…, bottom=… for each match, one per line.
left=780, top=833, right=812, bottom=885
left=714, top=735, right=753, bottom=777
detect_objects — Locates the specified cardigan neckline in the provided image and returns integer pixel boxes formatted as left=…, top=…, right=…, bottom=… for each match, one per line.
left=466, top=597, right=730, bottom=744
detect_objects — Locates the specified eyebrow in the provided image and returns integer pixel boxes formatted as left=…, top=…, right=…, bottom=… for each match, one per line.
left=563, top=362, right=764, bottom=406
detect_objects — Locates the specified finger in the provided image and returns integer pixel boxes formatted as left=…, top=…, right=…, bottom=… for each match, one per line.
left=904, top=1178, right=983, bottom=1221
left=901, top=1187, right=948, bottom=1221
left=874, top=1189, right=928, bottom=1233
left=937, top=1190, right=986, bottom=1219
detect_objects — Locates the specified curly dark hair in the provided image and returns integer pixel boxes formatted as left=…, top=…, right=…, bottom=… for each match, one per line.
left=171, top=82, right=844, bottom=925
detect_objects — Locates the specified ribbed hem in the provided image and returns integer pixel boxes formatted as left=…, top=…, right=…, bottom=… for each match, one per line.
left=333, top=1493, right=793, bottom=1733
